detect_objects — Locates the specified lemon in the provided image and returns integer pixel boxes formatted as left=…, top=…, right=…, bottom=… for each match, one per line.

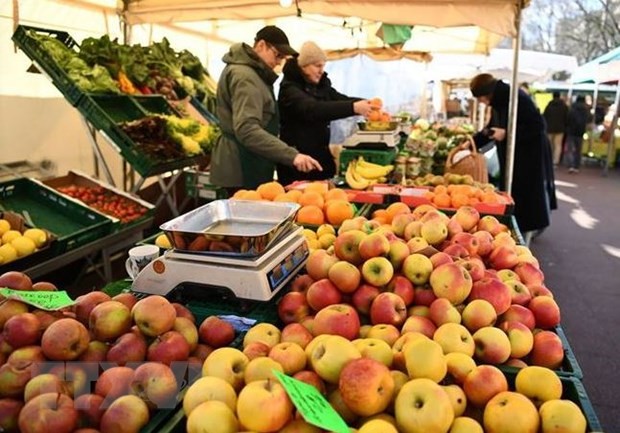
left=307, top=239, right=321, bottom=250
left=0, top=243, right=18, bottom=264
left=302, top=229, right=317, bottom=241
left=316, top=223, right=336, bottom=238
left=10, top=236, right=36, bottom=257
left=318, top=233, right=337, bottom=249
left=155, top=234, right=172, bottom=249
left=2, top=230, right=22, bottom=244
left=23, top=228, right=47, bottom=249
left=0, top=219, right=11, bottom=236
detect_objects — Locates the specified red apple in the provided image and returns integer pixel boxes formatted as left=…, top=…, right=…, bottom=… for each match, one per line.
left=131, top=295, right=176, bottom=337
left=451, top=232, right=480, bottom=256
left=277, top=291, right=310, bottom=324
left=461, top=299, right=497, bottom=332
left=458, top=257, right=486, bottom=282
left=463, top=365, right=508, bottom=407
left=477, top=215, right=503, bottom=235
left=473, top=230, right=494, bottom=257
left=338, top=357, right=394, bottom=417
left=74, top=291, right=112, bottom=326
left=528, top=284, right=554, bottom=298
left=74, top=393, right=105, bottom=429
left=358, top=232, right=390, bottom=260
left=313, top=304, right=361, bottom=340
left=198, top=316, right=235, bottom=348
left=428, top=297, right=462, bottom=327
left=78, top=340, right=109, bottom=362
left=242, top=341, right=271, bottom=360
left=0, top=300, right=29, bottom=329
left=306, top=278, right=342, bottom=311
left=442, top=243, right=470, bottom=260
left=0, top=271, right=33, bottom=291
left=499, top=321, right=534, bottom=359
left=429, top=262, right=473, bottom=304
left=369, top=292, right=407, bottom=327
left=413, top=286, right=437, bottom=307
left=514, top=262, right=545, bottom=285
left=529, top=330, right=564, bottom=369
left=0, top=361, right=35, bottom=398
left=385, top=275, right=415, bottom=306
left=98, top=394, right=149, bottom=433
left=280, top=323, right=313, bottom=349
left=454, top=206, right=480, bottom=232
left=400, top=315, right=437, bottom=339
left=292, top=370, right=326, bottom=395
left=305, top=249, right=339, bottom=280
left=333, top=230, right=366, bottom=265
left=430, top=251, right=453, bottom=268
left=351, top=283, right=381, bottom=315
left=468, top=277, right=512, bottom=315
left=499, top=304, right=536, bottom=330
left=111, top=292, right=138, bottom=311
left=388, top=239, right=411, bottom=272
left=31, top=309, right=63, bottom=331
left=473, top=327, right=511, bottom=364
left=106, top=331, right=147, bottom=366
left=488, top=245, right=519, bottom=270
left=505, top=279, right=532, bottom=306
left=327, top=260, right=361, bottom=294
left=3, top=313, right=41, bottom=349
left=290, top=274, right=315, bottom=293
left=147, top=330, right=191, bottom=365
left=18, top=393, right=77, bottom=433
left=173, top=316, right=199, bottom=352
left=41, top=318, right=90, bottom=361
left=171, top=302, right=195, bottom=323
left=94, top=366, right=135, bottom=404
left=131, top=362, right=179, bottom=409
left=89, top=301, right=132, bottom=342
left=528, top=296, right=561, bottom=329
left=31, top=281, right=57, bottom=291
left=0, top=398, right=24, bottom=433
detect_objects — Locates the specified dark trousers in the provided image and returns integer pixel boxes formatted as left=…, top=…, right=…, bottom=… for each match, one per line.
left=566, top=134, right=584, bottom=169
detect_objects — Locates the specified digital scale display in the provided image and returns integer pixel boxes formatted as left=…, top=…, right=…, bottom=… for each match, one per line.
left=267, top=241, right=309, bottom=291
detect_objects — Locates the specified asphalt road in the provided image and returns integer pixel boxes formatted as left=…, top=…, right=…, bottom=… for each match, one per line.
left=529, top=162, right=620, bottom=432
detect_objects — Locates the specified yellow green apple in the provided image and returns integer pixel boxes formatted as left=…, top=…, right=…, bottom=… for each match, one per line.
left=483, top=391, right=539, bottom=433
left=515, top=366, right=563, bottom=407
left=183, top=376, right=237, bottom=416
left=395, top=378, right=454, bottom=433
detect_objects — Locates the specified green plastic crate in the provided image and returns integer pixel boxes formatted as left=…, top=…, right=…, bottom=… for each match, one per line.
left=339, top=148, right=398, bottom=175
left=0, top=178, right=112, bottom=254
left=184, top=170, right=228, bottom=202
left=12, top=25, right=83, bottom=106
left=77, top=94, right=205, bottom=178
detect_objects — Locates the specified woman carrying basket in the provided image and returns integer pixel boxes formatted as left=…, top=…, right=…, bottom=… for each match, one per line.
left=469, top=73, right=557, bottom=244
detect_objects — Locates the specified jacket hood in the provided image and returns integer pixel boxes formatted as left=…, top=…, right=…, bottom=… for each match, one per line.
left=222, top=43, right=278, bottom=85
left=282, top=57, right=331, bottom=89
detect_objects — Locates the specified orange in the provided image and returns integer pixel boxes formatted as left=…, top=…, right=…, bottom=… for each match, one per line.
left=450, top=193, right=470, bottom=209
left=433, top=193, right=452, bottom=208
left=372, top=209, right=389, bottom=220
left=367, top=110, right=381, bottom=121
left=241, top=190, right=263, bottom=201
left=379, top=112, right=392, bottom=122
left=304, top=182, right=329, bottom=196
left=296, top=205, right=325, bottom=225
left=386, top=202, right=410, bottom=221
left=285, top=189, right=303, bottom=202
left=370, top=97, right=383, bottom=110
left=273, top=193, right=294, bottom=203
left=481, top=191, right=500, bottom=204
left=435, top=185, right=448, bottom=195
left=423, top=191, right=435, bottom=201
left=324, top=188, right=349, bottom=202
left=298, top=191, right=325, bottom=209
left=232, top=189, right=248, bottom=199
left=257, top=181, right=285, bottom=201
left=325, top=200, right=355, bottom=226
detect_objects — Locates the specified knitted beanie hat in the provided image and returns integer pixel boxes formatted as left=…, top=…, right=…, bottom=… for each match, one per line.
left=297, top=41, right=327, bottom=67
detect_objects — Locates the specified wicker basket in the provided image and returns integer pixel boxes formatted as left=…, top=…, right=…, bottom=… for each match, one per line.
left=445, top=136, right=489, bottom=183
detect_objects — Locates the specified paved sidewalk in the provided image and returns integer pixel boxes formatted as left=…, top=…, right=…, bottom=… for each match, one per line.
left=530, top=164, right=620, bottom=431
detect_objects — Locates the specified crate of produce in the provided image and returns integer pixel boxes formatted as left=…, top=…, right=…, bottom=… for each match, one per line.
left=11, top=25, right=83, bottom=105
left=185, top=170, right=228, bottom=202
left=0, top=178, right=113, bottom=255
left=42, top=169, right=155, bottom=230
left=338, top=148, right=398, bottom=175
left=77, top=94, right=207, bottom=178
left=0, top=211, right=57, bottom=273
left=501, top=369, right=602, bottom=432
left=399, top=185, right=515, bottom=215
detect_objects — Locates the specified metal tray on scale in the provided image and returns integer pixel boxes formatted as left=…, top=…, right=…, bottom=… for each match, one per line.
left=160, top=200, right=300, bottom=257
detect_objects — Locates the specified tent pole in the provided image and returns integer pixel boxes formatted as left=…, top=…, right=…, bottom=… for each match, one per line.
left=603, top=86, right=620, bottom=176
left=505, top=1, right=523, bottom=195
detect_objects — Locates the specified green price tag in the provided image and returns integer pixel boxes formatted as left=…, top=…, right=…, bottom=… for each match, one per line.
left=0, top=288, right=75, bottom=311
left=274, top=370, right=349, bottom=433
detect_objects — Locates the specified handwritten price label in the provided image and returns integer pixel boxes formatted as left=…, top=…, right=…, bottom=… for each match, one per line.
left=0, top=288, right=75, bottom=311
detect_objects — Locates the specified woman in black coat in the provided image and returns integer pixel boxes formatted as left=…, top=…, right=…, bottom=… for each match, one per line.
left=277, top=41, right=373, bottom=186
left=470, top=73, right=557, bottom=239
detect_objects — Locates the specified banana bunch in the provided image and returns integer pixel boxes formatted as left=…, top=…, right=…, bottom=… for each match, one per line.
left=345, top=157, right=394, bottom=190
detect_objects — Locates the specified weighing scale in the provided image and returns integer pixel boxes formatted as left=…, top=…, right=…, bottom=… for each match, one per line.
left=131, top=225, right=308, bottom=302
left=344, top=129, right=401, bottom=149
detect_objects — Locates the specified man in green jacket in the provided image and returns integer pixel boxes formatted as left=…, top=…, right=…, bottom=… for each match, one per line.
left=211, top=26, right=323, bottom=191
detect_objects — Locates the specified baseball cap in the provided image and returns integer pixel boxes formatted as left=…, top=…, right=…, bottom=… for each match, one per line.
left=255, top=25, right=298, bottom=56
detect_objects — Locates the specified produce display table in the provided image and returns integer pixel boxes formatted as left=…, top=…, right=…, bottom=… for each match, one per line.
left=22, top=215, right=152, bottom=281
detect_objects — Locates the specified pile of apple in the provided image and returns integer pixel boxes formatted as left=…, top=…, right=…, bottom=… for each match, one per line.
left=0, top=270, right=244, bottom=433
left=182, top=321, right=588, bottom=433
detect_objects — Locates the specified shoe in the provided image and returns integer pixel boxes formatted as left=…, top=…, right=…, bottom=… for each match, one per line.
left=568, top=168, right=576, bottom=173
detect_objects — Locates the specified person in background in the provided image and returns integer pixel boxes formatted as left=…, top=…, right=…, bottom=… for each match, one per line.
left=543, top=91, right=569, bottom=167
left=566, top=95, right=593, bottom=174
left=470, top=73, right=557, bottom=245
left=276, top=41, right=373, bottom=186
left=210, top=26, right=322, bottom=193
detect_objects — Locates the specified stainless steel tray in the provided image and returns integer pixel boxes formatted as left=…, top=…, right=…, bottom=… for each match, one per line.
left=160, top=199, right=300, bottom=256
